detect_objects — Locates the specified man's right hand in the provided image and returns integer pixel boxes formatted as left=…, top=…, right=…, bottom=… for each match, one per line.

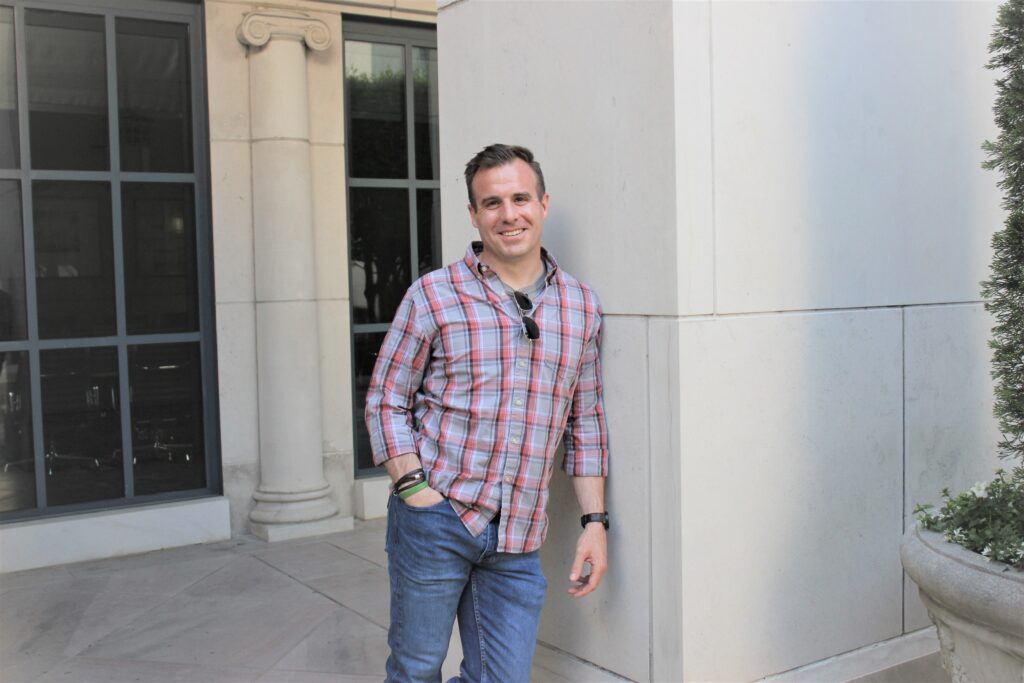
left=402, top=485, right=445, bottom=508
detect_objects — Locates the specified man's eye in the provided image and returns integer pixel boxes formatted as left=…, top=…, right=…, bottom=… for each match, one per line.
left=514, top=196, right=529, bottom=204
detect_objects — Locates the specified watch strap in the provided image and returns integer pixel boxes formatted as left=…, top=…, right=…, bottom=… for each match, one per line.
left=580, top=512, right=610, bottom=530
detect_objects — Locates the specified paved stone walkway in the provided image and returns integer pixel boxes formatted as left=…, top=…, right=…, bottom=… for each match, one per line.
left=0, top=518, right=626, bottom=683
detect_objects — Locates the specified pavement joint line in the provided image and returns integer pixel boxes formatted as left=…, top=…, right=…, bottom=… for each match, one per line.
left=250, top=553, right=389, bottom=630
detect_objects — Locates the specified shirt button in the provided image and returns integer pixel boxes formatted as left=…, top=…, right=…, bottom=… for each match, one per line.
left=514, top=398, right=524, bottom=406
left=510, top=436, right=520, bottom=444
left=517, top=360, right=526, bottom=369
left=504, top=475, right=514, bottom=484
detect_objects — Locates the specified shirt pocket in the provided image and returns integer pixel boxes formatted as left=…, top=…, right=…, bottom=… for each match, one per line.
left=540, top=345, right=580, bottom=403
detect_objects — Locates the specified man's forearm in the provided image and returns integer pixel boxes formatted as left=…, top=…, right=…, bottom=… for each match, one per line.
left=571, top=475, right=605, bottom=514
left=383, top=452, right=424, bottom=484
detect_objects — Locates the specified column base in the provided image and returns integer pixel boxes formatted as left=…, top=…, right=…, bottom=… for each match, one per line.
left=250, top=512, right=354, bottom=542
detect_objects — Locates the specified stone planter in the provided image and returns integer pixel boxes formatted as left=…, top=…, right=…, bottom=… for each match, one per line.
left=901, top=525, right=1024, bottom=683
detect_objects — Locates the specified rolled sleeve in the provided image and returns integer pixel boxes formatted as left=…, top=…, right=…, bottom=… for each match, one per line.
left=364, top=288, right=433, bottom=465
left=562, top=308, right=610, bottom=477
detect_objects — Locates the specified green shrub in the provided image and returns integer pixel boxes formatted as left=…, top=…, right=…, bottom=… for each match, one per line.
left=915, top=468, right=1024, bottom=570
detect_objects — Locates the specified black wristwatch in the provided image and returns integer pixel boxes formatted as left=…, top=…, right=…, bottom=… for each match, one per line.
left=580, top=512, right=610, bottom=530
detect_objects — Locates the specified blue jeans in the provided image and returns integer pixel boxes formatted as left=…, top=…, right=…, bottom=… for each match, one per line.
left=384, top=494, right=547, bottom=683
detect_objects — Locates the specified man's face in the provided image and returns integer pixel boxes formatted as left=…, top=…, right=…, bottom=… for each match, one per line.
left=468, top=159, right=549, bottom=269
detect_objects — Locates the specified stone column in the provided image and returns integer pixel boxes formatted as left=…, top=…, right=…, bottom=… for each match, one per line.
left=237, top=9, right=345, bottom=541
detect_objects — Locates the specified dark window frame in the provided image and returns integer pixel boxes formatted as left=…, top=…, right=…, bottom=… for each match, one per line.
left=0, top=0, right=220, bottom=522
left=343, top=17, right=439, bottom=478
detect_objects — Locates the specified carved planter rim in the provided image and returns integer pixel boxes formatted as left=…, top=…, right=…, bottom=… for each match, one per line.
left=901, top=524, right=1024, bottom=645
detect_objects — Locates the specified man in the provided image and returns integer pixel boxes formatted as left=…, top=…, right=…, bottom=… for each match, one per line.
left=365, top=144, right=609, bottom=683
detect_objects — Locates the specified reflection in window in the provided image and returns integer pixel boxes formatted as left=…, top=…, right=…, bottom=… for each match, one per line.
left=413, top=47, right=438, bottom=181
left=117, top=18, right=193, bottom=173
left=26, top=9, right=109, bottom=171
left=345, top=40, right=406, bottom=179
left=0, top=7, right=19, bottom=168
left=41, top=346, right=123, bottom=507
left=130, top=343, right=204, bottom=496
left=33, top=181, right=116, bottom=339
left=353, top=332, right=386, bottom=471
left=123, top=183, right=198, bottom=334
left=0, top=181, right=27, bottom=340
left=349, top=187, right=410, bottom=325
left=417, top=189, right=440, bottom=277
left=0, top=351, right=34, bottom=512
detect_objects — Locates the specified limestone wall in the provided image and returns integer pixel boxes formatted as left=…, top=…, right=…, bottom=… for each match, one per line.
left=438, top=1, right=1004, bottom=680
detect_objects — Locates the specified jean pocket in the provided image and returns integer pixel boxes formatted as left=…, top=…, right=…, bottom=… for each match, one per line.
left=398, top=494, right=450, bottom=512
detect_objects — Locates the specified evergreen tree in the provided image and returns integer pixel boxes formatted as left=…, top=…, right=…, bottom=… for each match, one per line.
left=982, top=0, right=1024, bottom=465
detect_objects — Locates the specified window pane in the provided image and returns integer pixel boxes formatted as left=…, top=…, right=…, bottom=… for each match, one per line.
left=26, top=10, right=109, bottom=171
left=0, top=351, right=34, bottom=512
left=41, top=346, right=123, bottom=506
left=417, top=189, right=439, bottom=277
left=117, top=18, right=192, bottom=173
left=0, top=7, right=18, bottom=168
left=130, top=343, right=204, bottom=496
left=345, top=40, right=406, bottom=179
left=33, top=181, right=116, bottom=339
left=413, top=47, right=438, bottom=181
left=354, top=331, right=386, bottom=472
left=0, top=181, right=27, bottom=340
left=123, top=183, right=198, bottom=334
left=350, top=187, right=410, bottom=325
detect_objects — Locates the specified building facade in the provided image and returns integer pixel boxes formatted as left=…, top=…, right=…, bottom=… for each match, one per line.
left=0, top=0, right=1008, bottom=680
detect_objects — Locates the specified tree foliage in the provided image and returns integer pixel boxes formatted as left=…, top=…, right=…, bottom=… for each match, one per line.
left=982, top=0, right=1024, bottom=465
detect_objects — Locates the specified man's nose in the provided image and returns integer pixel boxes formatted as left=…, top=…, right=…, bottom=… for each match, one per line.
left=500, top=201, right=517, bottom=221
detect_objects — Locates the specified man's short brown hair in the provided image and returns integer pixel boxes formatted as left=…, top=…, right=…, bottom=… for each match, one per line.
left=464, top=144, right=546, bottom=209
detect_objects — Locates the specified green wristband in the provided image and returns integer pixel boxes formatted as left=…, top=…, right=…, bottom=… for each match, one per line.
left=399, top=481, right=429, bottom=499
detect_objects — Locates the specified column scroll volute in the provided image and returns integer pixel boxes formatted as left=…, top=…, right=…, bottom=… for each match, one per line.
left=237, top=8, right=331, bottom=51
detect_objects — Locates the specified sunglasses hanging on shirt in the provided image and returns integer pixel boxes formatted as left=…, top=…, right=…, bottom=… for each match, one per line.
left=513, top=291, right=540, bottom=341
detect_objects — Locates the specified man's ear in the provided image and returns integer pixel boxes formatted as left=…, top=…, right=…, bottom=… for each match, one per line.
left=467, top=202, right=479, bottom=229
left=540, top=193, right=549, bottom=218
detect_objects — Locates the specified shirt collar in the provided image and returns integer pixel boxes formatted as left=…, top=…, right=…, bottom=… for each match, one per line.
left=463, top=241, right=560, bottom=285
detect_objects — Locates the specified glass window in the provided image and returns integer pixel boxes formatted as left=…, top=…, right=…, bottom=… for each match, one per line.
left=116, top=18, right=193, bottom=173
left=413, top=47, right=438, bottom=181
left=0, top=1, right=214, bottom=520
left=353, top=332, right=386, bottom=471
left=417, top=189, right=439, bottom=278
left=129, top=343, right=204, bottom=495
left=122, top=183, right=198, bottom=334
left=0, top=6, right=19, bottom=168
left=350, top=187, right=410, bottom=325
left=0, top=180, right=27, bottom=341
left=345, top=21, right=439, bottom=477
left=41, top=346, right=124, bottom=507
left=0, top=350, right=34, bottom=512
left=345, top=40, right=406, bottom=179
left=33, top=181, right=116, bottom=339
left=26, top=9, right=109, bottom=171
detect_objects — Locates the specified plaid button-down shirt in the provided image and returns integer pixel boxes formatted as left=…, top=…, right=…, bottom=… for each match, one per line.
left=366, top=243, right=609, bottom=553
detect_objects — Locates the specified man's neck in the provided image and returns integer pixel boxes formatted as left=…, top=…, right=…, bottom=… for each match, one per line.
left=479, top=251, right=544, bottom=291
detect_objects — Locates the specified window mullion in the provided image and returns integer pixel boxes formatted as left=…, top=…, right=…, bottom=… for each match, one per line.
left=104, top=12, right=135, bottom=498
left=189, top=13, right=219, bottom=494
left=14, top=5, right=47, bottom=508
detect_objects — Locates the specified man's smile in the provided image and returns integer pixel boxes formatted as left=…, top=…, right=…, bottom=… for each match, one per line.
left=500, top=228, right=525, bottom=237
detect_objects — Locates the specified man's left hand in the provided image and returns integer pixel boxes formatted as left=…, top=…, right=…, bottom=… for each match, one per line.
left=568, top=524, right=607, bottom=598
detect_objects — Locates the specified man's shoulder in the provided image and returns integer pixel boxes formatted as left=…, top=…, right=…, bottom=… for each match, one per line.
left=407, top=260, right=475, bottom=301
left=552, top=267, right=603, bottom=313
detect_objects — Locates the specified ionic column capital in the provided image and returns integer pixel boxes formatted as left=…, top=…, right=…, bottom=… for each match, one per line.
left=237, top=9, right=330, bottom=51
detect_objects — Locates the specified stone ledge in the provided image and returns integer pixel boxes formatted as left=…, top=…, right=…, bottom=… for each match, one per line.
left=0, top=497, right=232, bottom=573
